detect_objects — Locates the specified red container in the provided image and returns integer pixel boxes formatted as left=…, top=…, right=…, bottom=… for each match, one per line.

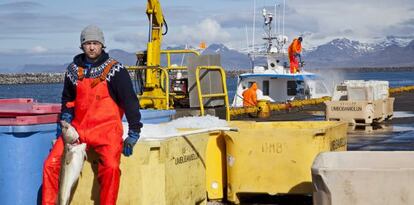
left=0, top=114, right=59, bottom=125
left=0, top=98, right=61, bottom=117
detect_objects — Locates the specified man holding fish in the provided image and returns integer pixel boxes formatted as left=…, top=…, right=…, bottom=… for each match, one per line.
left=42, top=25, right=143, bottom=205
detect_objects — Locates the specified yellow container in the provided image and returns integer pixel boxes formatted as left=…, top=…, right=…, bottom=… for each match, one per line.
left=225, top=121, right=348, bottom=204
left=70, top=130, right=227, bottom=205
left=257, top=99, right=270, bottom=118
left=205, top=132, right=227, bottom=200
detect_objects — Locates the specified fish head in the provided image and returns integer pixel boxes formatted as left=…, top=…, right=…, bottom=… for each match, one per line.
left=61, top=120, right=80, bottom=144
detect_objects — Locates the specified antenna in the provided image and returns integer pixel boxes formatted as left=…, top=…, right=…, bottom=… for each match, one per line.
left=274, top=3, right=277, bottom=35
left=245, top=25, right=249, bottom=51
left=252, top=0, right=256, bottom=53
left=282, top=0, right=285, bottom=37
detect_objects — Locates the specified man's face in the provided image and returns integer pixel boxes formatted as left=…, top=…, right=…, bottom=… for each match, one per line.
left=82, top=41, right=103, bottom=60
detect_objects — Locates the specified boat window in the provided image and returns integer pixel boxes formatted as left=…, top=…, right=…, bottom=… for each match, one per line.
left=263, top=81, right=269, bottom=95
left=287, top=81, right=297, bottom=96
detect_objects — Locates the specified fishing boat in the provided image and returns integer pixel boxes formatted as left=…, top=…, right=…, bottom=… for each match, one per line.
left=231, top=7, right=330, bottom=107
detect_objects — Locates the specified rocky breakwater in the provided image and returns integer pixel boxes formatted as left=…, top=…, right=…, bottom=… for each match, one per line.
left=0, top=73, right=65, bottom=84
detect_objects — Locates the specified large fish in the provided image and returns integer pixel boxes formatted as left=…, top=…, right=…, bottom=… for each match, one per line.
left=57, top=121, right=87, bottom=205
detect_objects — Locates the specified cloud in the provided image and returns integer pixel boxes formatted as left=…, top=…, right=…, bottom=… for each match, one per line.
left=111, top=32, right=148, bottom=51
left=0, top=1, right=42, bottom=11
left=166, top=18, right=231, bottom=46
left=214, top=12, right=252, bottom=28
left=113, top=32, right=147, bottom=45
left=30, top=46, right=48, bottom=54
left=0, top=11, right=81, bottom=35
left=401, top=18, right=414, bottom=26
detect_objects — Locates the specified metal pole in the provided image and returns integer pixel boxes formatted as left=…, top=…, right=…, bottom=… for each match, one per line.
left=148, top=13, right=153, bottom=42
left=283, top=0, right=285, bottom=37
left=252, top=0, right=256, bottom=53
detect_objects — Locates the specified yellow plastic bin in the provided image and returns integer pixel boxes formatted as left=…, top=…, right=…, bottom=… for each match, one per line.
left=70, top=128, right=228, bottom=205
left=225, top=121, right=348, bottom=204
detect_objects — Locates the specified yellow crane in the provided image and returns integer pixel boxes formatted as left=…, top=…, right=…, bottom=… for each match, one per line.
left=137, top=0, right=167, bottom=109
left=131, top=0, right=229, bottom=121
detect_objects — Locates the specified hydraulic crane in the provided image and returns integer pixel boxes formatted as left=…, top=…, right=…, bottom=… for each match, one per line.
left=138, top=0, right=168, bottom=109
left=135, top=0, right=228, bottom=115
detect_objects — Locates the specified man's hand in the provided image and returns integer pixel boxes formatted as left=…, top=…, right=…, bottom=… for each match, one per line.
left=123, top=130, right=140, bottom=157
left=56, top=113, right=73, bottom=138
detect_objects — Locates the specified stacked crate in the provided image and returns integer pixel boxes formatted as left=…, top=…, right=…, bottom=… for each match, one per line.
left=326, top=80, right=394, bottom=124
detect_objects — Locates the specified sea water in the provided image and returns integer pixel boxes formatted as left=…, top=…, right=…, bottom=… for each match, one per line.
left=1, top=71, right=414, bottom=103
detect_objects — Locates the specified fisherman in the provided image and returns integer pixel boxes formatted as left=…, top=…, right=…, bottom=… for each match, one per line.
left=288, top=36, right=303, bottom=73
left=42, top=25, right=142, bottom=205
left=242, top=82, right=258, bottom=107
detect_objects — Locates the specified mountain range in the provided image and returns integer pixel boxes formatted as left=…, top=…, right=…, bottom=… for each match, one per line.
left=304, top=37, right=414, bottom=68
left=12, top=36, right=414, bottom=72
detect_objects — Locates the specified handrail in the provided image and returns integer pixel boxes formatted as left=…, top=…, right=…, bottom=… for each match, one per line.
left=161, top=49, right=200, bottom=70
left=195, top=66, right=230, bottom=121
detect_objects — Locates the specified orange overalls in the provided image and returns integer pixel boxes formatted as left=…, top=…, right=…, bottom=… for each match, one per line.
left=242, top=83, right=258, bottom=107
left=42, top=61, right=124, bottom=205
left=288, top=38, right=302, bottom=73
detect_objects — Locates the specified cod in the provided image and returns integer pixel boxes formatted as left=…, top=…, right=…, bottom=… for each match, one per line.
left=57, top=120, right=87, bottom=205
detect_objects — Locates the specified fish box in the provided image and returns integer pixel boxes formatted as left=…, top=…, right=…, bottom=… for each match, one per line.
left=224, top=121, right=348, bottom=204
left=71, top=129, right=226, bottom=205
left=325, top=100, right=385, bottom=124
left=312, top=151, right=414, bottom=205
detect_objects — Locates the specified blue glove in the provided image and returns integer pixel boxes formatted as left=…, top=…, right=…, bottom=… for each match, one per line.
left=123, top=130, right=140, bottom=157
left=56, top=112, right=73, bottom=138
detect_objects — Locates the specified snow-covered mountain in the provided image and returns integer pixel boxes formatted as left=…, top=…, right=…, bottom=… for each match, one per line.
left=12, top=37, right=414, bottom=73
left=304, top=38, right=373, bottom=65
left=375, top=35, right=414, bottom=49
left=304, top=37, right=414, bottom=68
left=202, top=43, right=251, bottom=69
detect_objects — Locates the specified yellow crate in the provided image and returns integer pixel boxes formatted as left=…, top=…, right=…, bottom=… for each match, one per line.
left=225, top=121, right=348, bottom=204
left=70, top=130, right=226, bottom=205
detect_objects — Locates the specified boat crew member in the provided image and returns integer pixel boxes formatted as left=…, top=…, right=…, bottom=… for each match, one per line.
left=242, top=82, right=258, bottom=107
left=288, top=36, right=303, bottom=73
left=42, top=25, right=142, bottom=205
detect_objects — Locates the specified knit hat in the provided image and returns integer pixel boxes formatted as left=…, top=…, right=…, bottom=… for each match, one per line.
left=80, top=25, right=105, bottom=47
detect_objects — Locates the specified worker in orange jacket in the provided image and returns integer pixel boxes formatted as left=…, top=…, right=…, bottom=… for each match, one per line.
left=42, top=25, right=142, bottom=205
left=288, top=36, right=303, bottom=73
left=242, top=82, right=258, bottom=107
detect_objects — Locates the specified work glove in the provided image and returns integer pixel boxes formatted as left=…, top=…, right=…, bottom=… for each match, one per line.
left=123, top=130, right=140, bottom=157
left=56, top=112, right=73, bottom=138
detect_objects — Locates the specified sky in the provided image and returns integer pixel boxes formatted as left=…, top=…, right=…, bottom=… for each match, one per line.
left=0, top=0, right=413, bottom=70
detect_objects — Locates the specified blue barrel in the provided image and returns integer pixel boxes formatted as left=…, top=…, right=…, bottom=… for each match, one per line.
left=0, top=123, right=56, bottom=205
left=124, top=109, right=176, bottom=124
